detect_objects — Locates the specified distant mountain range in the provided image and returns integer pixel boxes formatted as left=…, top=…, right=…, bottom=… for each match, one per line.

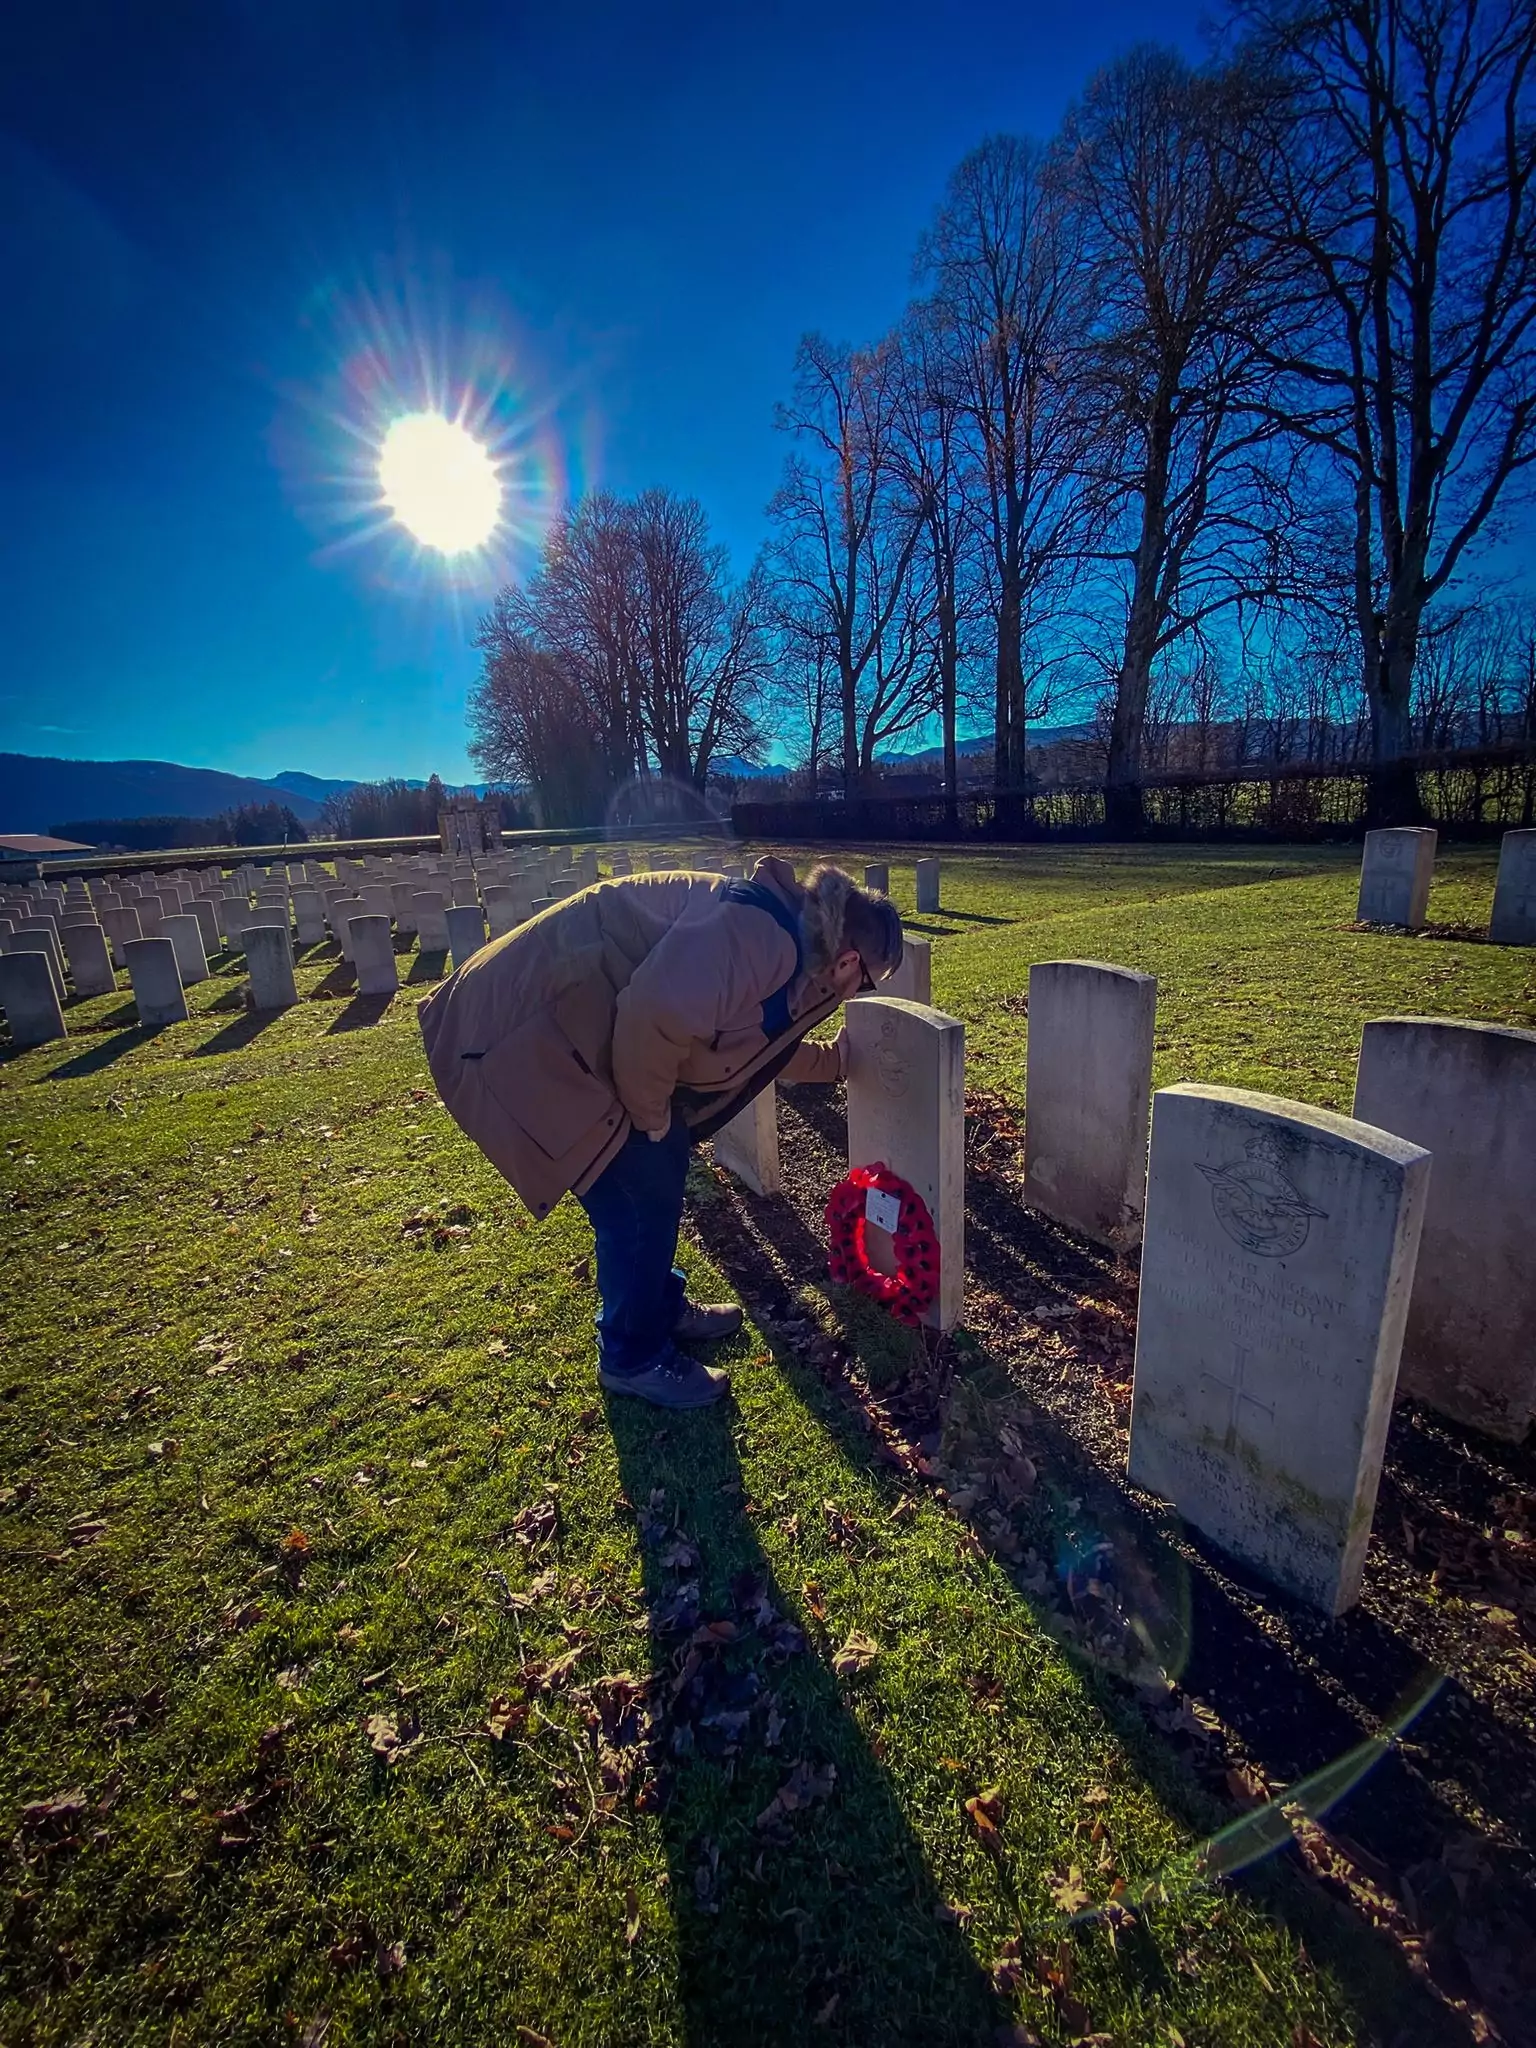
left=0, top=754, right=492, bottom=835
left=2, top=734, right=1101, bottom=836
left=265, top=770, right=359, bottom=804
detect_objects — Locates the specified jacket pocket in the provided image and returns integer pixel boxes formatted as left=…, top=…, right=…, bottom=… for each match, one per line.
left=477, top=1006, right=617, bottom=1161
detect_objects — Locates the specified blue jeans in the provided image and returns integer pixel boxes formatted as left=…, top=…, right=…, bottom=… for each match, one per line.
left=576, top=1118, right=692, bottom=1375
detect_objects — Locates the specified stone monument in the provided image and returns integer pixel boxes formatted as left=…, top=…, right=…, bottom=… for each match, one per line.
left=1489, top=829, right=1536, bottom=947
left=1127, top=1083, right=1429, bottom=1614
left=124, top=937, right=189, bottom=1027
left=1353, top=1016, right=1536, bottom=1441
left=0, top=950, right=67, bottom=1047
left=1024, top=961, right=1157, bottom=1249
left=1356, top=827, right=1436, bottom=928
left=712, top=1086, right=780, bottom=1196
left=845, top=997, right=965, bottom=1332
left=244, top=924, right=299, bottom=1011
left=349, top=914, right=399, bottom=997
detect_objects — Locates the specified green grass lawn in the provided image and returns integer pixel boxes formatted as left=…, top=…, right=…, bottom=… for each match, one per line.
left=2, top=842, right=1531, bottom=2047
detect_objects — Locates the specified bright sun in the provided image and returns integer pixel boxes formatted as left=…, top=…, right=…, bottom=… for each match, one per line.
left=379, top=412, right=501, bottom=553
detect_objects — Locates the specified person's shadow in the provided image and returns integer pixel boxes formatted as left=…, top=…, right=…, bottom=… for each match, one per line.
left=604, top=1392, right=1001, bottom=2046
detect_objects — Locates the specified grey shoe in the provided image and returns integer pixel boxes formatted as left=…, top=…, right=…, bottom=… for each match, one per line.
left=598, top=1345, right=729, bottom=1409
left=672, top=1299, right=744, bottom=1344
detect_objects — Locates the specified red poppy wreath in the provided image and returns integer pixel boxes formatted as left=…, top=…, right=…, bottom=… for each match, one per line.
left=824, top=1162, right=940, bottom=1326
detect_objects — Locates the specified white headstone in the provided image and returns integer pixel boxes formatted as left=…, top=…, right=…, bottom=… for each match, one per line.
left=390, top=883, right=418, bottom=934
left=162, top=913, right=210, bottom=986
left=188, top=897, right=223, bottom=960
left=712, top=1085, right=780, bottom=1196
left=1357, top=827, right=1436, bottom=928
left=59, top=921, right=116, bottom=998
left=854, top=936, right=931, bottom=1007
left=1127, top=1084, right=1430, bottom=1615
left=15, top=921, right=66, bottom=989
left=412, top=892, right=449, bottom=951
left=481, top=886, right=524, bottom=939
left=244, top=923, right=299, bottom=1011
left=349, top=914, right=399, bottom=997
left=915, top=858, right=940, bottom=913
left=4, top=932, right=64, bottom=1002
left=0, top=950, right=67, bottom=1047
left=329, top=896, right=367, bottom=961
left=885, top=936, right=931, bottom=1004
left=863, top=863, right=889, bottom=894
left=99, top=905, right=143, bottom=968
left=845, top=997, right=965, bottom=1331
left=218, top=897, right=249, bottom=950
left=292, top=892, right=327, bottom=946
left=1489, top=830, right=1536, bottom=947
left=1352, top=1016, right=1536, bottom=1441
left=446, top=904, right=487, bottom=968
left=1024, top=961, right=1157, bottom=1250
left=124, top=937, right=189, bottom=1027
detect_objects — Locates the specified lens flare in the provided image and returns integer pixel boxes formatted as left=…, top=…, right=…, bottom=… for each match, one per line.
left=379, top=412, right=501, bottom=553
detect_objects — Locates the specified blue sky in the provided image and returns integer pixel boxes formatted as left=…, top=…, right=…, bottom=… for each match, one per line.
left=0, top=0, right=1210, bottom=785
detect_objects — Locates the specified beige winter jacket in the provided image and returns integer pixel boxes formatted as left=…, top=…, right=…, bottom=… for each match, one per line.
left=417, top=857, right=843, bottom=1219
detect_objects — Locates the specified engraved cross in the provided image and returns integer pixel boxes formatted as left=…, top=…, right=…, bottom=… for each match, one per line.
left=1201, top=1346, right=1276, bottom=1450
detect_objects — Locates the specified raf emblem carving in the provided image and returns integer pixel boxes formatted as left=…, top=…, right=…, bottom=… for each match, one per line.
left=1198, top=1133, right=1327, bottom=1258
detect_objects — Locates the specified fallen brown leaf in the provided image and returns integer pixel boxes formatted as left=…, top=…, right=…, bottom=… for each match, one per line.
left=965, top=1785, right=1005, bottom=1853
left=1048, top=1865, right=1092, bottom=1915
left=756, top=1758, right=836, bottom=1830
left=19, top=1789, right=88, bottom=1833
left=831, top=1630, right=879, bottom=1678
left=364, top=1713, right=421, bottom=1766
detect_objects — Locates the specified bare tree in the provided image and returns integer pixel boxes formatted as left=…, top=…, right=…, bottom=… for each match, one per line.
left=917, top=135, right=1097, bottom=811
left=473, top=490, right=765, bottom=819
left=531, top=494, right=648, bottom=789
left=891, top=301, right=975, bottom=811
left=1242, top=0, right=1536, bottom=820
left=768, top=335, right=930, bottom=794
left=627, top=490, right=768, bottom=789
left=1060, top=47, right=1295, bottom=831
left=469, top=608, right=611, bottom=825
left=766, top=590, right=840, bottom=796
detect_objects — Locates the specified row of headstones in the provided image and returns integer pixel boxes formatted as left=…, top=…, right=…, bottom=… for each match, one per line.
left=1020, top=962, right=1533, bottom=1596
left=0, top=840, right=717, bottom=1040
left=711, top=961, right=1533, bottom=1620
left=1358, top=825, right=1535, bottom=940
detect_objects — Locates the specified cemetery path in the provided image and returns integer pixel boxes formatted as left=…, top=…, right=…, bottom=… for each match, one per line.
left=689, top=1081, right=1536, bottom=2047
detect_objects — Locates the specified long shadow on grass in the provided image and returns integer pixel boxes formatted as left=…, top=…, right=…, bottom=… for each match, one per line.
left=73, top=996, right=141, bottom=1032
left=688, top=1155, right=1486, bottom=2043
left=327, top=992, right=395, bottom=1033
left=309, top=959, right=357, bottom=999
left=41, top=1027, right=154, bottom=1078
left=604, top=1396, right=1002, bottom=2048
left=912, top=908, right=1017, bottom=927
left=190, top=1010, right=284, bottom=1057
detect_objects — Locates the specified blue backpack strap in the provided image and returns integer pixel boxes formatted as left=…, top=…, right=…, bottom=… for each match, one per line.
left=720, top=878, right=802, bottom=1038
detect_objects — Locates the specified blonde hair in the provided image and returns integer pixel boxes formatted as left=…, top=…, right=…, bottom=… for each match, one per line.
left=801, top=864, right=904, bottom=979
